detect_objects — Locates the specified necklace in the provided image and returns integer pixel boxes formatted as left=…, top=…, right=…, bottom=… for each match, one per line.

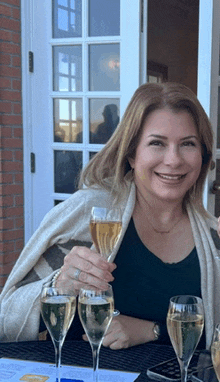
left=145, top=213, right=184, bottom=234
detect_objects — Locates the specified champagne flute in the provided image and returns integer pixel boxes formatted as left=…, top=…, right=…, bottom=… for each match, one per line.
left=211, top=324, right=220, bottom=381
left=78, top=284, right=114, bottom=382
left=90, top=207, right=122, bottom=261
left=40, top=282, right=76, bottom=382
left=90, top=206, right=122, bottom=316
left=167, top=295, right=204, bottom=382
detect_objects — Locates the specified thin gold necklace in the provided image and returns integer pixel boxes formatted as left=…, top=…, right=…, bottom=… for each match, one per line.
left=145, top=213, right=184, bottom=234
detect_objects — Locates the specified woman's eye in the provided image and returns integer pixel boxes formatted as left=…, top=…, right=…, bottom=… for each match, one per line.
left=182, top=141, right=196, bottom=147
left=149, top=140, right=164, bottom=146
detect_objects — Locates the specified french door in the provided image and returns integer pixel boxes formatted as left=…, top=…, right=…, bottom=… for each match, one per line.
left=22, top=0, right=147, bottom=242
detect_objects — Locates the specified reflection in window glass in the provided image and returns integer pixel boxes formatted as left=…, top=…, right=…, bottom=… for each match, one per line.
left=53, top=46, right=82, bottom=92
left=89, top=99, right=120, bottom=144
left=53, top=0, right=82, bottom=38
left=54, top=151, right=82, bottom=194
left=89, top=44, right=120, bottom=91
left=89, top=152, right=98, bottom=160
left=54, top=98, right=83, bottom=142
left=89, top=0, right=120, bottom=37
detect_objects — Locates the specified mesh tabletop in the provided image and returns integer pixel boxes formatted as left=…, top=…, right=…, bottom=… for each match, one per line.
left=0, top=340, right=176, bottom=381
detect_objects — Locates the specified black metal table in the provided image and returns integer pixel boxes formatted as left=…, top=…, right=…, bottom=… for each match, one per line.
left=0, top=340, right=176, bottom=381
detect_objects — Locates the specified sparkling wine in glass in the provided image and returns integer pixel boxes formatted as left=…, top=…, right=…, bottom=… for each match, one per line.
left=167, top=295, right=204, bottom=382
left=90, top=207, right=122, bottom=261
left=211, top=324, right=220, bottom=381
left=78, top=284, right=114, bottom=382
left=40, top=282, right=76, bottom=382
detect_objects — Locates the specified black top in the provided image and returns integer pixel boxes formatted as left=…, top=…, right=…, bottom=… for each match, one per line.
left=46, top=218, right=206, bottom=348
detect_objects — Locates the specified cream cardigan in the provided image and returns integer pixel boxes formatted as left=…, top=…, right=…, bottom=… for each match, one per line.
left=0, top=181, right=220, bottom=348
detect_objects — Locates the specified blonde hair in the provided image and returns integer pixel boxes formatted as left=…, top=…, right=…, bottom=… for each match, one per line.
left=79, top=82, right=213, bottom=212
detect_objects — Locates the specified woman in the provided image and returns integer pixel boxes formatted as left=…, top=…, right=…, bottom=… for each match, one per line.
left=1, top=83, right=220, bottom=350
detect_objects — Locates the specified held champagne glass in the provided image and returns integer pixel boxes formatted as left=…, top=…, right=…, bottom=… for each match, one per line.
left=167, top=295, right=204, bottom=382
left=40, top=282, right=76, bottom=382
left=78, top=284, right=114, bottom=382
left=211, top=324, right=220, bottom=381
left=90, top=207, right=122, bottom=261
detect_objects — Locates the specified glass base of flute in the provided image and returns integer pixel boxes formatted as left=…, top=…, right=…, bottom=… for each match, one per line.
left=167, top=295, right=204, bottom=382
left=90, top=206, right=122, bottom=317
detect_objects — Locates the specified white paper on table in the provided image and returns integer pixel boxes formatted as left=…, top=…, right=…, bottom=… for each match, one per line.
left=0, top=358, right=140, bottom=382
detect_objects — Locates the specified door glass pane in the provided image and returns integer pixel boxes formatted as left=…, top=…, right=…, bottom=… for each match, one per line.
left=53, top=46, right=82, bottom=92
left=53, top=0, right=82, bottom=38
left=89, top=99, right=120, bottom=144
left=89, top=0, right=120, bottom=37
left=54, top=150, right=82, bottom=193
left=89, top=44, right=120, bottom=91
left=54, top=98, right=83, bottom=142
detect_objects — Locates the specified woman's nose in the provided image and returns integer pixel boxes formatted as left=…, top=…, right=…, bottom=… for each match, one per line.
left=163, top=146, right=183, bottom=167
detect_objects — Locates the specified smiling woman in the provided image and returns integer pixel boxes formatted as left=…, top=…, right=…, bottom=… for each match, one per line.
left=1, top=83, right=220, bottom=353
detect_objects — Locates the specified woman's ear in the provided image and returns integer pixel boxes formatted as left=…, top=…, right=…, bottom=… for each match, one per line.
left=128, top=157, right=135, bottom=169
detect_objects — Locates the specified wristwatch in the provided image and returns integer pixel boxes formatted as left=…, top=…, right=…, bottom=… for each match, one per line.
left=153, top=322, right=160, bottom=341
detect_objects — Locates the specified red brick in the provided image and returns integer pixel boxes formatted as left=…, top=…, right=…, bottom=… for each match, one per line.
left=11, top=32, right=20, bottom=44
left=0, top=241, right=15, bottom=253
left=0, top=151, right=13, bottom=161
left=2, top=161, right=23, bottom=172
left=1, top=184, right=23, bottom=196
left=12, top=79, right=21, bottom=90
left=0, top=127, right=12, bottom=138
left=0, top=53, right=11, bottom=65
left=1, top=0, right=20, bottom=6
left=0, top=264, right=15, bottom=275
left=0, top=219, right=14, bottom=230
left=1, top=115, right=22, bottom=125
left=0, top=174, right=13, bottom=184
left=0, top=29, right=12, bottom=42
left=14, top=150, right=23, bottom=161
left=0, top=4, right=12, bottom=17
left=15, top=217, right=23, bottom=228
left=12, top=8, right=20, bottom=20
left=0, top=78, right=11, bottom=89
left=13, top=127, right=22, bottom=137
left=1, top=138, right=23, bottom=148
left=12, top=103, right=21, bottom=114
left=0, top=90, right=21, bottom=101
left=12, top=56, right=21, bottom=67
left=1, top=229, right=23, bottom=241
left=0, top=42, right=20, bottom=55
left=15, top=173, right=23, bottom=183
left=0, top=65, right=21, bottom=78
left=0, top=102, right=11, bottom=113
left=0, top=196, right=14, bottom=207
left=15, top=239, right=24, bottom=251
left=3, top=207, right=23, bottom=219
left=1, top=17, right=20, bottom=32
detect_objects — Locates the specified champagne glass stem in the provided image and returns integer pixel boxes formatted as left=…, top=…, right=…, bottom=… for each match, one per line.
left=54, top=340, right=62, bottom=382
left=179, top=360, right=188, bottom=382
left=91, top=343, right=101, bottom=382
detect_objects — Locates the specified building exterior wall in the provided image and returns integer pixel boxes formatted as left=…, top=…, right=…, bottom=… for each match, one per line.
left=0, top=0, right=23, bottom=290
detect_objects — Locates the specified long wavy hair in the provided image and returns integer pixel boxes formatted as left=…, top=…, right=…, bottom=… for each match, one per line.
left=79, top=82, right=213, bottom=213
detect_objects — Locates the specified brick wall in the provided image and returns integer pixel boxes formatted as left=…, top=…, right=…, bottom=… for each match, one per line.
left=0, top=0, right=24, bottom=290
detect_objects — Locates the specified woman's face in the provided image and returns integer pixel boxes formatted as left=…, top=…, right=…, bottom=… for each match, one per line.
left=129, top=108, right=202, bottom=204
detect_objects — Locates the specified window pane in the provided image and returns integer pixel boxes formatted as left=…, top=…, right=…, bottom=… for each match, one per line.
left=89, top=44, right=120, bottom=91
left=54, top=150, right=82, bottom=193
left=53, top=0, right=82, bottom=38
left=89, top=99, right=120, bottom=144
left=53, top=46, right=82, bottom=92
left=89, top=0, right=120, bottom=37
left=54, top=98, right=83, bottom=143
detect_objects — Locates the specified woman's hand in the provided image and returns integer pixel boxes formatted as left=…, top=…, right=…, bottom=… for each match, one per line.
left=83, top=315, right=156, bottom=350
left=56, top=246, right=116, bottom=292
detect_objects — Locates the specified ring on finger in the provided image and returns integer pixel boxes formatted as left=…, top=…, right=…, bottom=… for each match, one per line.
left=73, top=268, right=81, bottom=281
